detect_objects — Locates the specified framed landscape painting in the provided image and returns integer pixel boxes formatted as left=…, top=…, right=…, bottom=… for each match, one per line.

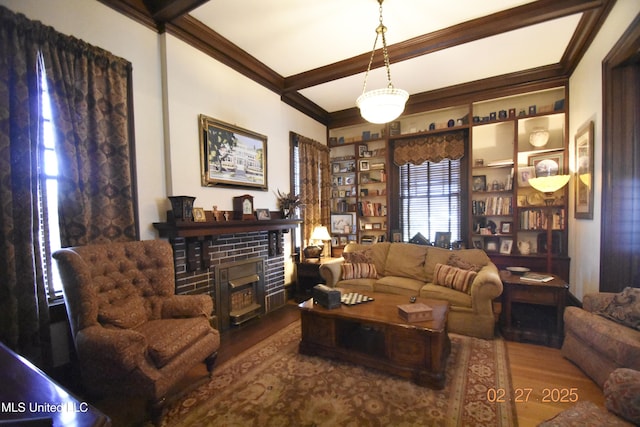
left=575, top=120, right=594, bottom=219
left=199, top=114, right=268, bottom=190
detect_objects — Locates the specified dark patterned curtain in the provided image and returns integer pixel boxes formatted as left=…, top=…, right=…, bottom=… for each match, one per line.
left=296, top=135, right=331, bottom=246
left=393, top=131, right=466, bottom=165
left=0, top=5, right=137, bottom=364
left=40, top=21, right=138, bottom=245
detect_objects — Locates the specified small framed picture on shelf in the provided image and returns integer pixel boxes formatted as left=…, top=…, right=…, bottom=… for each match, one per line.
left=529, top=152, right=564, bottom=176
left=358, top=144, right=368, bottom=157
left=391, top=229, right=402, bottom=243
left=500, top=238, right=513, bottom=254
left=434, top=231, right=451, bottom=249
left=500, top=221, right=513, bottom=234
left=517, top=166, right=535, bottom=187
left=485, top=237, right=499, bottom=253
left=472, top=238, right=483, bottom=249
left=472, top=175, right=486, bottom=191
left=360, top=188, right=369, bottom=196
left=330, top=213, right=355, bottom=234
left=345, top=176, right=354, bottom=185
left=359, top=160, right=370, bottom=171
left=332, top=163, right=340, bottom=173
left=192, top=207, right=206, bottom=222
left=255, top=208, right=270, bottom=220
left=373, top=223, right=382, bottom=230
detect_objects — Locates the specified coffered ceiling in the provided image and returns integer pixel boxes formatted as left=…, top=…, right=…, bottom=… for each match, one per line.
left=99, top=0, right=615, bottom=126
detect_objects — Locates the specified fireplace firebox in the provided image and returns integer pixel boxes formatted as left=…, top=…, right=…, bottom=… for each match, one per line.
left=215, top=257, right=266, bottom=330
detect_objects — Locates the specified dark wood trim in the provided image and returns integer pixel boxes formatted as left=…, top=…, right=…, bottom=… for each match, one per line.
left=97, top=0, right=611, bottom=124
left=153, top=217, right=302, bottom=239
left=165, top=15, right=285, bottom=95
left=600, top=14, right=640, bottom=292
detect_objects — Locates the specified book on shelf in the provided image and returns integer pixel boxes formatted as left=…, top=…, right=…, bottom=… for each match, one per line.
left=520, top=272, right=554, bottom=282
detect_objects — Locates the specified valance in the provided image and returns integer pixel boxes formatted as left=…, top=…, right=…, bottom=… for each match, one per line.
left=393, top=131, right=466, bottom=166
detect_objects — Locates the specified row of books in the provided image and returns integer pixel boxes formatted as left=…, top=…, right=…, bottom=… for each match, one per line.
left=472, top=196, right=513, bottom=216
left=333, top=200, right=356, bottom=213
left=357, top=201, right=387, bottom=217
left=519, top=208, right=565, bottom=230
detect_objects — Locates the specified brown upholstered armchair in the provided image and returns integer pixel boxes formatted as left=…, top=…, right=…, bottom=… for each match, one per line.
left=53, top=239, right=220, bottom=419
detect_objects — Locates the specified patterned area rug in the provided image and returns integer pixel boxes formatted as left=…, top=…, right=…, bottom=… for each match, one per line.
left=161, top=321, right=517, bottom=426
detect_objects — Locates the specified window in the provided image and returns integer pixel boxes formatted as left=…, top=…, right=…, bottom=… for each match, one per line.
left=398, top=159, right=461, bottom=244
left=37, top=60, right=62, bottom=301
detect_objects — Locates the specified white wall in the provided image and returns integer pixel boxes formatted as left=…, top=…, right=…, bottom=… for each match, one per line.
left=0, top=0, right=326, bottom=280
left=568, top=0, right=640, bottom=300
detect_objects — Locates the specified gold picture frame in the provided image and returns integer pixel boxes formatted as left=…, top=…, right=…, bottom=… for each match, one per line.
left=575, top=120, right=594, bottom=219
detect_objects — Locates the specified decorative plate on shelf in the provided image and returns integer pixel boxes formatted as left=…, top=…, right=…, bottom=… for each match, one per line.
left=506, top=266, right=530, bottom=275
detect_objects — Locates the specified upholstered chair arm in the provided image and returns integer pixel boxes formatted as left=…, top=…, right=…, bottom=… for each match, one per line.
left=469, top=263, right=503, bottom=315
left=583, top=292, right=616, bottom=313
left=161, top=294, right=213, bottom=319
left=319, top=257, right=345, bottom=287
left=75, top=325, right=149, bottom=373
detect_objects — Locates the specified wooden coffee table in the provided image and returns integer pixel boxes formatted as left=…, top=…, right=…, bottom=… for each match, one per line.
left=298, top=292, right=450, bottom=389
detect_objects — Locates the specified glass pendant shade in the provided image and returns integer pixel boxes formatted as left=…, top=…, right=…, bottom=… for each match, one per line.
left=357, top=87, right=409, bottom=124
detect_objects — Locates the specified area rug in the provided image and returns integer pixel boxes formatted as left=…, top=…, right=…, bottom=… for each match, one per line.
left=161, top=322, right=517, bottom=426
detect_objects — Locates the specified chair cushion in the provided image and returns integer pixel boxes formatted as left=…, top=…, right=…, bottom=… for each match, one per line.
left=98, top=295, right=148, bottom=329
left=598, top=287, right=640, bottom=331
left=604, top=368, right=640, bottom=425
left=136, top=317, right=213, bottom=368
left=433, top=263, right=477, bottom=294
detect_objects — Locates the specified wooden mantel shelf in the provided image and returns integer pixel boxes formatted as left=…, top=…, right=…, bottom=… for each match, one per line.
left=153, top=218, right=302, bottom=239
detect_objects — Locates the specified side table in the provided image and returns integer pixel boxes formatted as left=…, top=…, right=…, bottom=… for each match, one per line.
left=295, top=257, right=340, bottom=301
left=499, top=270, right=569, bottom=348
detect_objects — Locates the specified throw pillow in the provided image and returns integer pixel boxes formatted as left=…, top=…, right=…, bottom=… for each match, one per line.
left=433, top=263, right=477, bottom=294
left=598, top=287, right=640, bottom=331
left=343, top=250, right=373, bottom=264
left=341, top=263, right=378, bottom=280
left=604, top=368, right=640, bottom=425
left=448, top=253, right=482, bottom=272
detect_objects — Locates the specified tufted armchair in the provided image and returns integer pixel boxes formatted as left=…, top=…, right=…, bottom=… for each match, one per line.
left=53, top=239, right=220, bottom=419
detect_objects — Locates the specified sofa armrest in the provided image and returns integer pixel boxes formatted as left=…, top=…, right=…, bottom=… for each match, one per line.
left=583, top=292, right=617, bottom=313
left=469, top=263, right=503, bottom=315
left=75, top=325, right=148, bottom=373
left=604, top=368, right=640, bottom=425
left=161, top=294, right=213, bottom=318
left=319, top=257, right=344, bottom=287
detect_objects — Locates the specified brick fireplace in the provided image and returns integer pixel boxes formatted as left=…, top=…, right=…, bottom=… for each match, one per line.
left=154, top=217, right=300, bottom=331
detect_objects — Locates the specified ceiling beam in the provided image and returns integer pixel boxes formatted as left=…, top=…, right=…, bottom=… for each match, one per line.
left=283, top=0, right=604, bottom=92
left=142, top=0, right=209, bottom=22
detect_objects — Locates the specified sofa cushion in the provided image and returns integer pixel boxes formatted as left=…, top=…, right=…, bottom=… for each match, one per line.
left=336, top=279, right=376, bottom=293
left=424, top=247, right=453, bottom=282
left=136, top=317, right=213, bottom=368
left=448, top=253, right=482, bottom=272
left=604, top=368, right=640, bottom=425
left=343, top=250, right=374, bottom=264
left=419, top=283, right=472, bottom=308
left=433, top=263, right=477, bottom=294
left=375, top=276, right=424, bottom=295
left=341, top=263, right=378, bottom=280
left=598, top=287, right=640, bottom=331
left=343, top=242, right=390, bottom=276
left=383, top=243, right=428, bottom=281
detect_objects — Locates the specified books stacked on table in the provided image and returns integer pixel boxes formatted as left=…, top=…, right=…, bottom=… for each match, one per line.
left=520, top=272, right=554, bottom=282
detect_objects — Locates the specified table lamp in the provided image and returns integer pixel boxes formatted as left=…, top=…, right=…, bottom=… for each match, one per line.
left=304, top=226, right=332, bottom=259
left=528, top=174, right=570, bottom=274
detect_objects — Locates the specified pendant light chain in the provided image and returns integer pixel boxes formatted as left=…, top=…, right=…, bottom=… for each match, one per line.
left=361, top=0, right=394, bottom=94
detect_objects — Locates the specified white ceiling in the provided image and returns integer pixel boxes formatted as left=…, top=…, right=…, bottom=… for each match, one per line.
left=188, top=0, right=583, bottom=113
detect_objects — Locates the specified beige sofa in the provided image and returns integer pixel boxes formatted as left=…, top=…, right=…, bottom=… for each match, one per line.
left=319, top=242, right=503, bottom=339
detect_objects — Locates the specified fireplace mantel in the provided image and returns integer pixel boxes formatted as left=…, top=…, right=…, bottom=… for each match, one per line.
left=153, top=216, right=302, bottom=239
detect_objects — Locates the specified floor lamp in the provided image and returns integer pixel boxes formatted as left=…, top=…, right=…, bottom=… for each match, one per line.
left=528, top=175, right=570, bottom=274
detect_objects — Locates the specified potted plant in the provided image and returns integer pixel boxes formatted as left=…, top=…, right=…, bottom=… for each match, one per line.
left=275, top=189, right=302, bottom=218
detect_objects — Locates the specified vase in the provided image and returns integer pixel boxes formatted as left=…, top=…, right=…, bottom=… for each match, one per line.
left=168, top=196, right=196, bottom=222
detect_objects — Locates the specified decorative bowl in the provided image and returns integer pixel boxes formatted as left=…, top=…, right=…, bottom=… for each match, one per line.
left=529, top=128, right=549, bottom=147
left=506, top=266, right=530, bottom=275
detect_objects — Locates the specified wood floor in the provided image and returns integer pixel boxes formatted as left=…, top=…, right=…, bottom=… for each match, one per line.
left=96, top=302, right=605, bottom=426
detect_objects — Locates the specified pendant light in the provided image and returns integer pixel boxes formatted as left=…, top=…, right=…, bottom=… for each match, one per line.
left=356, top=0, right=409, bottom=124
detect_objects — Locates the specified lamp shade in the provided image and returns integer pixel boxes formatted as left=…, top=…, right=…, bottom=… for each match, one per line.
left=310, top=226, right=331, bottom=242
left=528, top=174, right=570, bottom=195
left=357, top=87, right=409, bottom=124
